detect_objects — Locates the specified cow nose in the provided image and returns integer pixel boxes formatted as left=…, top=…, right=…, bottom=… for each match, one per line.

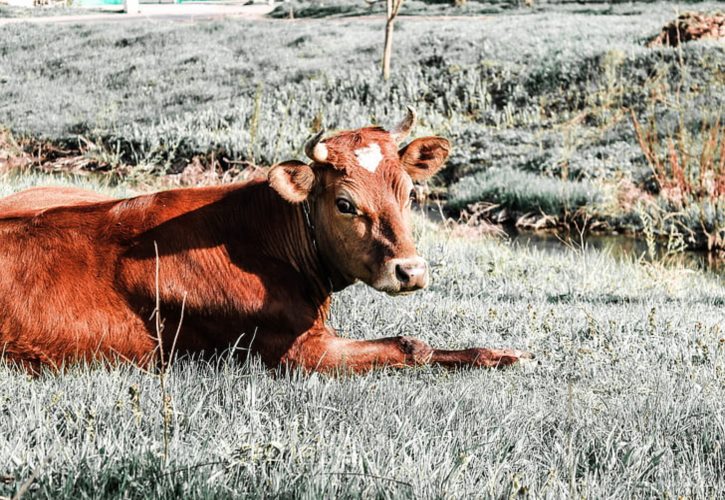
left=394, top=258, right=428, bottom=290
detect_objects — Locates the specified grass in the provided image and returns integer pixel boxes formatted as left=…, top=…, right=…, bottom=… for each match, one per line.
left=448, top=166, right=603, bottom=216
left=630, top=111, right=725, bottom=250
left=2, top=174, right=725, bottom=498
left=0, top=2, right=725, bottom=193
left=0, top=4, right=106, bottom=18
left=1, top=3, right=724, bottom=248
left=2, top=5, right=725, bottom=498
left=268, top=0, right=713, bottom=20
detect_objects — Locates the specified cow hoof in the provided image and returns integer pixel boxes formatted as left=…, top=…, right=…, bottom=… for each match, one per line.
left=514, top=349, right=534, bottom=359
left=510, top=349, right=538, bottom=371
left=516, top=352, right=539, bottom=372
left=475, top=348, right=535, bottom=369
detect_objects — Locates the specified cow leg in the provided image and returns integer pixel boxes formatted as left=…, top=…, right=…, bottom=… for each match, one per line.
left=281, top=331, right=533, bottom=373
left=429, top=347, right=533, bottom=368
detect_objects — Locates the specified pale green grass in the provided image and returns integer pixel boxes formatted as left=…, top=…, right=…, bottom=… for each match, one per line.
left=0, top=5, right=105, bottom=18
left=1, top=176, right=725, bottom=498
left=270, top=0, right=717, bottom=19
left=447, top=166, right=603, bottom=214
left=1, top=4, right=723, bottom=238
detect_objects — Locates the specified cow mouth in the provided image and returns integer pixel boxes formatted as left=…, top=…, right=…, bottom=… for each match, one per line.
left=386, top=289, right=417, bottom=297
left=372, top=281, right=425, bottom=296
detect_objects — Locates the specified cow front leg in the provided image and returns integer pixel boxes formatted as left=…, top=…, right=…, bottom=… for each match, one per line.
left=429, top=347, right=534, bottom=368
left=280, top=331, right=533, bottom=373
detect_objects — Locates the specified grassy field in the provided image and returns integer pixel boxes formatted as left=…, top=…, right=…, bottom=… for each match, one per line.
left=2, top=7, right=725, bottom=497
left=1, top=3, right=724, bottom=246
left=0, top=4, right=105, bottom=18
left=2, top=174, right=725, bottom=498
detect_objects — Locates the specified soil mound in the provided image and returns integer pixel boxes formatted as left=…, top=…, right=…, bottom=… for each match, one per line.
left=647, top=12, right=725, bottom=47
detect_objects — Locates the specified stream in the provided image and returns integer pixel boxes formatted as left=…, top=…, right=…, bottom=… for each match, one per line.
left=507, top=228, right=725, bottom=276
left=421, top=205, right=725, bottom=276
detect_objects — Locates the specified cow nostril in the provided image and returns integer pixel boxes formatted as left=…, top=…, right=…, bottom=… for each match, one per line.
left=395, top=264, right=411, bottom=285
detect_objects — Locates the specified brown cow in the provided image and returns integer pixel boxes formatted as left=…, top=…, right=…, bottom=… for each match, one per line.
left=0, top=110, right=533, bottom=373
left=0, top=186, right=112, bottom=213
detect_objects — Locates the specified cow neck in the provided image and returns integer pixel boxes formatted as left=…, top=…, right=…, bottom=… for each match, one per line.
left=232, top=182, right=346, bottom=302
left=299, top=198, right=348, bottom=294
left=300, top=200, right=323, bottom=270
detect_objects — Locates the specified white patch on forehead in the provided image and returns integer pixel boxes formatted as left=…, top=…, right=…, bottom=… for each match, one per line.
left=354, top=143, right=383, bottom=173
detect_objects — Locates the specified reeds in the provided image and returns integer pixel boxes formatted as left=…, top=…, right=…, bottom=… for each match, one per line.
left=632, top=110, right=725, bottom=250
left=633, top=111, right=725, bottom=206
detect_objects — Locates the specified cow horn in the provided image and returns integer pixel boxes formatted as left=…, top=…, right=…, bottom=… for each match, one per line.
left=391, top=106, right=417, bottom=143
left=304, top=130, right=328, bottom=163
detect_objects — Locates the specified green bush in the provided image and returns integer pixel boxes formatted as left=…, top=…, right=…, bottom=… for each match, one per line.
left=448, top=166, right=603, bottom=214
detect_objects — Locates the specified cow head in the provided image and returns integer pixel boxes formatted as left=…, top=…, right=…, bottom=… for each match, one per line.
left=268, top=109, right=450, bottom=295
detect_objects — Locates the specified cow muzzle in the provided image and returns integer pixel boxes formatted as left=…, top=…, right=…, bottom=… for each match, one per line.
left=374, top=256, right=429, bottom=295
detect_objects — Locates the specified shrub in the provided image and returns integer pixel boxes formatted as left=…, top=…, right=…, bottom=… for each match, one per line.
left=632, top=111, right=725, bottom=250
left=448, top=166, right=603, bottom=215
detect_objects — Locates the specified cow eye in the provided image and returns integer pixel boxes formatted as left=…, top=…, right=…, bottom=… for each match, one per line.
left=407, top=189, right=416, bottom=206
left=336, top=198, right=356, bottom=215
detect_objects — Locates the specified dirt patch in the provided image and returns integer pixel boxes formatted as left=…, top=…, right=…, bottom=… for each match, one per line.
left=647, top=12, right=725, bottom=48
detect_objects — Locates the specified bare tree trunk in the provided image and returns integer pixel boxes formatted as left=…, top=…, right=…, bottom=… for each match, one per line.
left=382, top=0, right=403, bottom=81
left=382, top=17, right=395, bottom=81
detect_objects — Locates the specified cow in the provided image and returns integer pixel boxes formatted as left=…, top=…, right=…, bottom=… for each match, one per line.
left=0, top=186, right=112, bottom=213
left=0, top=110, right=533, bottom=374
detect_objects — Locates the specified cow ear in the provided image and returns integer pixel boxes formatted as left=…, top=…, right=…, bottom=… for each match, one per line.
left=398, top=137, right=451, bottom=181
left=268, top=160, right=315, bottom=203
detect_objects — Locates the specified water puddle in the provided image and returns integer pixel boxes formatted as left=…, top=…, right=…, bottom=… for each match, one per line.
left=420, top=204, right=725, bottom=276
left=506, top=228, right=725, bottom=276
